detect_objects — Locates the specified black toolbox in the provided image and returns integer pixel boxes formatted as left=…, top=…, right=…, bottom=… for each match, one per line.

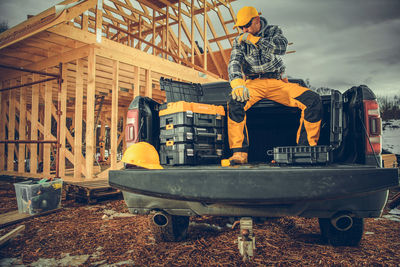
left=160, top=143, right=223, bottom=165
left=160, top=126, right=223, bottom=144
left=269, top=146, right=331, bottom=164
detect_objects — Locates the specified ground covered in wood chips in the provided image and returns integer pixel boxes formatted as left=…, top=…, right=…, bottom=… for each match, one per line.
left=0, top=179, right=399, bottom=266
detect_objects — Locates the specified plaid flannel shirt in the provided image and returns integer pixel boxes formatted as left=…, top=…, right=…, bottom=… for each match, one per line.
left=228, top=17, right=288, bottom=82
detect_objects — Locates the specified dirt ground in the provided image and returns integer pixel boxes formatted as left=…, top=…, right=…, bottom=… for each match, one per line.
left=0, top=179, right=399, bottom=266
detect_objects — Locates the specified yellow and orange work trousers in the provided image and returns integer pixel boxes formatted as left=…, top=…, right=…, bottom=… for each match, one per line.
left=228, top=78, right=322, bottom=153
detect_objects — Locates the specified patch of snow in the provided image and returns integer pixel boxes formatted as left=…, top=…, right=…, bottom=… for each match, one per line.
left=382, top=119, right=400, bottom=155
left=382, top=214, right=400, bottom=222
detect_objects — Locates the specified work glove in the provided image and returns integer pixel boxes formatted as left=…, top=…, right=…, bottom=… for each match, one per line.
left=230, top=78, right=250, bottom=102
left=238, top=33, right=261, bottom=47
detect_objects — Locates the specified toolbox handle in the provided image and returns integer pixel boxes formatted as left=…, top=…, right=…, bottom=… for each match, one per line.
left=198, top=154, right=220, bottom=159
left=194, top=114, right=215, bottom=127
left=195, top=128, right=217, bottom=138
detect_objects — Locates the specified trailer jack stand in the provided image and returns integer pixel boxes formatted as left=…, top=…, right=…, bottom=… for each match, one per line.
left=236, top=217, right=256, bottom=261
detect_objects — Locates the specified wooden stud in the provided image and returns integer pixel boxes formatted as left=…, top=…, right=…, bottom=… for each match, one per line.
left=59, top=64, right=68, bottom=178
left=82, top=11, right=89, bottom=31
left=85, top=48, right=96, bottom=179
left=110, top=59, right=119, bottom=169
left=0, top=84, right=7, bottom=171
left=18, top=76, right=27, bottom=173
left=6, top=80, right=16, bottom=171
left=152, top=9, right=156, bottom=56
left=145, top=68, right=152, bottom=98
left=43, top=71, right=53, bottom=175
left=203, top=0, right=207, bottom=70
left=133, top=65, right=140, bottom=97
left=191, top=0, right=195, bottom=65
left=178, top=0, right=182, bottom=63
left=165, top=6, right=169, bottom=59
left=30, top=74, right=39, bottom=174
left=74, top=59, right=84, bottom=179
left=96, top=0, right=103, bottom=43
left=99, top=114, right=106, bottom=162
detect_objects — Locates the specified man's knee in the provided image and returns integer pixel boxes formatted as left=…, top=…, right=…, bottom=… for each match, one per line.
left=228, top=98, right=246, bottom=123
left=295, top=90, right=322, bottom=123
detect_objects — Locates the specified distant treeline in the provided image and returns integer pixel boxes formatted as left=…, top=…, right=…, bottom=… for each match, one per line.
left=377, top=95, right=400, bottom=120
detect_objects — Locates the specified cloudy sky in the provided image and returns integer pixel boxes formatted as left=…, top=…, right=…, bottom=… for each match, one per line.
left=1, top=0, right=399, bottom=96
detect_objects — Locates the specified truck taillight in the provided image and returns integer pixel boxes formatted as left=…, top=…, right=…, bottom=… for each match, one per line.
left=126, top=109, right=139, bottom=147
left=363, top=100, right=382, bottom=155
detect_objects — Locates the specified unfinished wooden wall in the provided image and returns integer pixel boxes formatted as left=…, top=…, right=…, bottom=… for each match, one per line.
left=0, top=0, right=237, bottom=180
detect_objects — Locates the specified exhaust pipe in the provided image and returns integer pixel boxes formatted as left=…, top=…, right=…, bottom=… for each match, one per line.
left=152, top=212, right=170, bottom=227
left=331, top=214, right=353, bottom=231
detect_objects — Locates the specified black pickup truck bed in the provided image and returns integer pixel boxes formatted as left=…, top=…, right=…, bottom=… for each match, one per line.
left=110, top=79, right=399, bottom=246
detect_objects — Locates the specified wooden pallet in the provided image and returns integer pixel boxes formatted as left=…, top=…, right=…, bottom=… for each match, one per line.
left=0, top=209, right=61, bottom=228
left=64, top=180, right=121, bottom=204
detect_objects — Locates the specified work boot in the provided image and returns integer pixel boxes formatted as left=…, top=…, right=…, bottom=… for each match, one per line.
left=228, top=152, right=248, bottom=164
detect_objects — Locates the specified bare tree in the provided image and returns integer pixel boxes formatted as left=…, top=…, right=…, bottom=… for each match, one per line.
left=0, top=20, right=8, bottom=33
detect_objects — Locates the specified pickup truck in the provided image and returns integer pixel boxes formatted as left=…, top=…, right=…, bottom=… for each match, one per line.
left=109, top=78, right=399, bottom=247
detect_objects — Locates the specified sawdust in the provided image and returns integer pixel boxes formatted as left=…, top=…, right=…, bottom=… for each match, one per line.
left=0, top=180, right=399, bottom=266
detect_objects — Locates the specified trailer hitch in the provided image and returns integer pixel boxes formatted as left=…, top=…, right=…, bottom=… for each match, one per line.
left=234, top=217, right=256, bottom=261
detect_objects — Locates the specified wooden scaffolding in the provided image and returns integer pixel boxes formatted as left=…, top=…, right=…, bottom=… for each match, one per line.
left=0, top=0, right=239, bottom=181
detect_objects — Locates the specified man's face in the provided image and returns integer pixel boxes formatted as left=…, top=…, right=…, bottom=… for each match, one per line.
left=241, top=16, right=261, bottom=35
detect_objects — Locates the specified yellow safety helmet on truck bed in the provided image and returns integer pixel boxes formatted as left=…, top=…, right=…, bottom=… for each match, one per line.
left=122, top=142, right=163, bottom=169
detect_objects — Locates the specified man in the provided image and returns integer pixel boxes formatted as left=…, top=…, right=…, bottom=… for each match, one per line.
left=227, top=6, right=322, bottom=164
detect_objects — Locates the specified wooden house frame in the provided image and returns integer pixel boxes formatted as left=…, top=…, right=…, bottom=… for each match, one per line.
left=0, top=0, right=239, bottom=181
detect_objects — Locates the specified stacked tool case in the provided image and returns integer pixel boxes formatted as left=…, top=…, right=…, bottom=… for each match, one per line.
left=159, top=101, right=225, bottom=165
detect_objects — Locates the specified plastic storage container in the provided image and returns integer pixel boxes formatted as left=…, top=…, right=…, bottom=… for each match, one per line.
left=14, top=179, right=63, bottom=215
left=270, top=146, right=331, bottom=164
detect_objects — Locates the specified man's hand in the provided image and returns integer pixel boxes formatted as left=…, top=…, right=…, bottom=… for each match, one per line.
left=230, top=78, right=250, bottom=102
left=238, top=33, right=260, bottom=47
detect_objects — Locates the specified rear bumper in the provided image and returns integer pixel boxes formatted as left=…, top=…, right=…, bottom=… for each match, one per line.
left=109, top=166, right=399, bottom=203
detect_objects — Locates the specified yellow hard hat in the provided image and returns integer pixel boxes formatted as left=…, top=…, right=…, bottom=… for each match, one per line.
left=233, top=6, right=259, bottom=29
left=121, top=142, right=163, bottom=169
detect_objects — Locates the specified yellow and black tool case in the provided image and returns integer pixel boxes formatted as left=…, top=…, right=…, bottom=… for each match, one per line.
left=159, top=101, right=225, bottom=165
left=159, top=101, right=225, bottom=129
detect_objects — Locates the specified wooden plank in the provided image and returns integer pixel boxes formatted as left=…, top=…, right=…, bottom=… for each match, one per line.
left=0, top=209, right=61, bottom=228
left=43, top=72, right=52, bottom=175
left=96, top=0, right=103, bottom=43
left=0, top=0, right=97, bottom=50
left=59, top=64, right=68, bottom=177
left=0, top=44, right=91, bottom=83
left=74, top=59, right=84, bottom=179
left=152, top=9, right=156, bottom=56
left=133, top=66, right=140, bottom=97
left=0, top=85, right=7, bottom=171
left=85, top=48, right=96, bottom=179
left=7, top=80, right=16, bottom=171
left=191, top=0, right=195, bottom=65
left=47, top=24, right=221, bottom=82
left=0, top=225, right=25, bottom=246
left=382, top=154, right=398, bottom=168
left=203, top=0, right=207, bottom=70
left=178, top=0, right=182, bottom=62
left=110, top=60, right=119, bottom=169
left=145, top=69, right=152, bottom=98
left=165, top=6, right=169, bottom=59
left=17, top=76, right=27, bottom=173
left=30, top=74, right=39, bottom=174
